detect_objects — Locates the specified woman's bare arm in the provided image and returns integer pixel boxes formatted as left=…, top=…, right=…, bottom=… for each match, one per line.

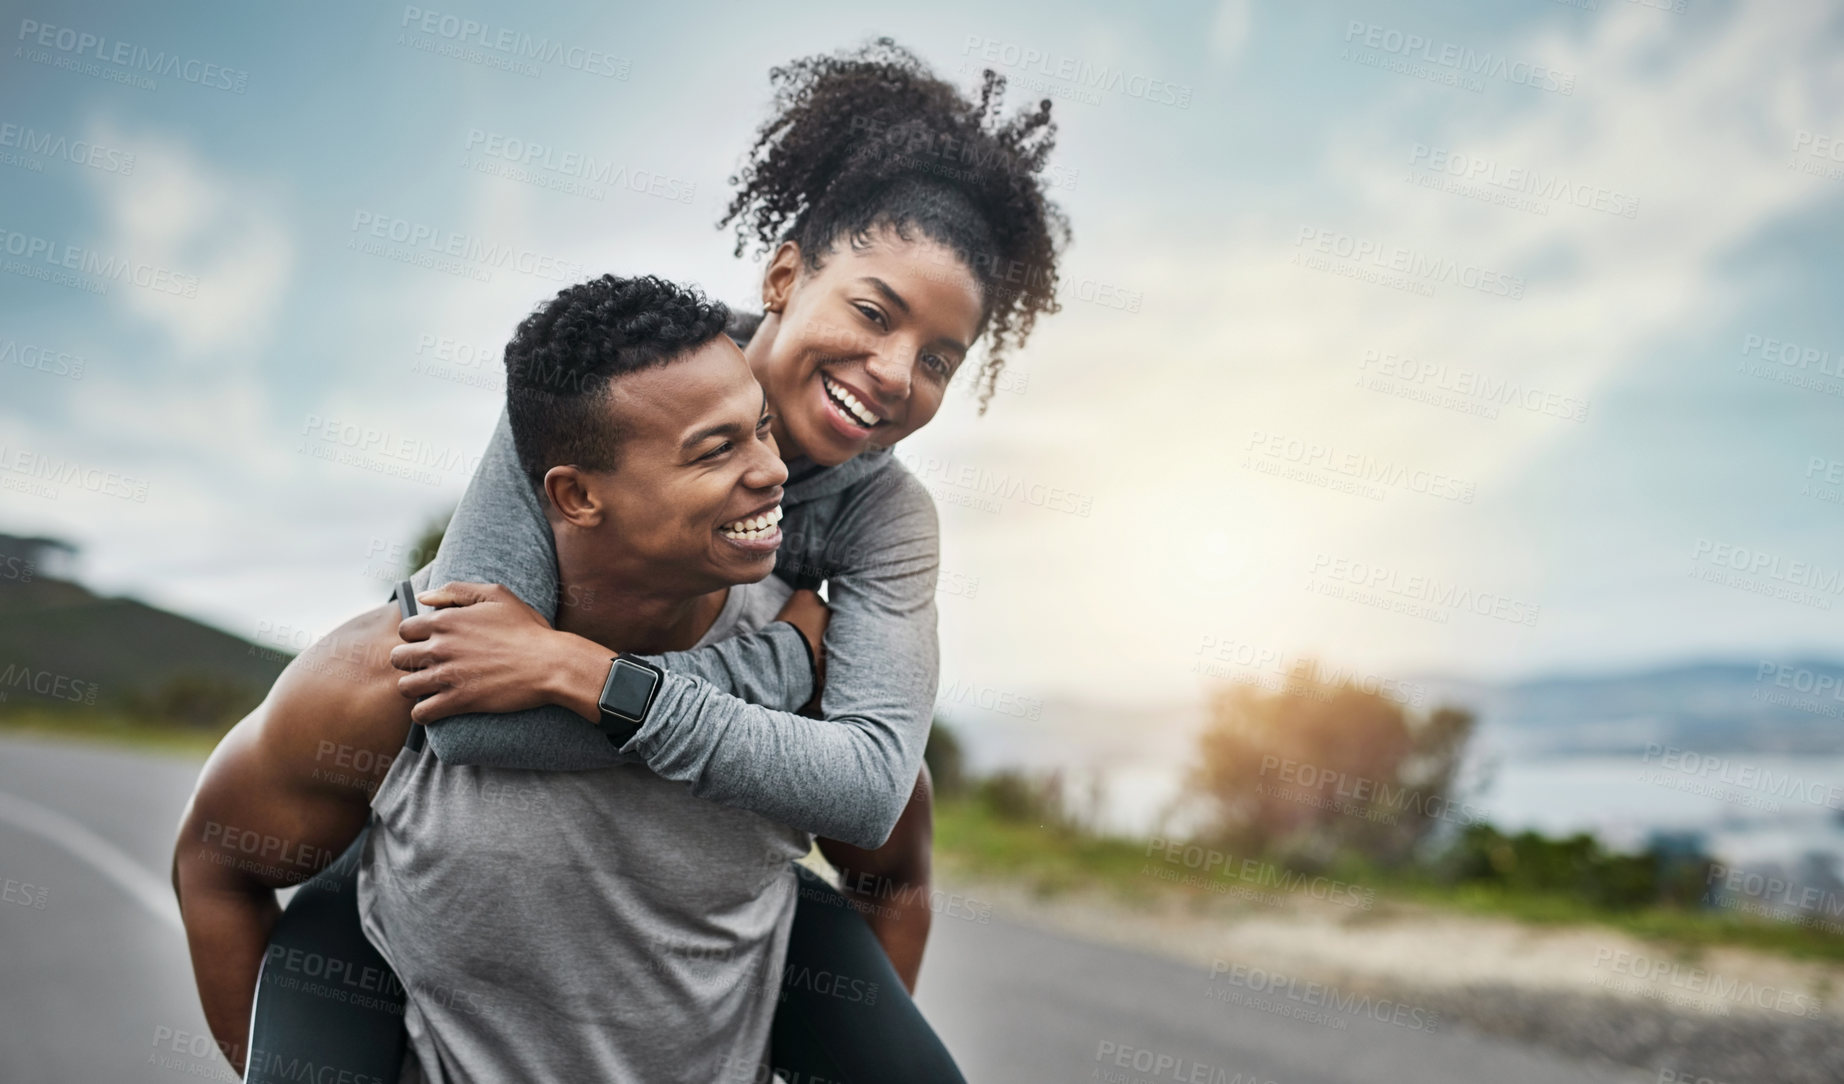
left=817, top=764, right=936, bottom=992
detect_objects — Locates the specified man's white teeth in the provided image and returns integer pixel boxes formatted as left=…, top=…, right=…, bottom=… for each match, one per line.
left=822, top=373, right=881, bottom=428
left=720, top=505, right=783, bottom=539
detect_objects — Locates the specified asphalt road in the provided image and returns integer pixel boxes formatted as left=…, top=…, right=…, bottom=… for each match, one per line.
left=0, top=734, right=1649, bottom=1084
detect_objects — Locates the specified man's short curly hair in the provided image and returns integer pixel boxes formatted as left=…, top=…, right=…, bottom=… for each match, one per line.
left=722, top=38, right=1070, bottom=412
left=505, top=274, right=731, bottom=487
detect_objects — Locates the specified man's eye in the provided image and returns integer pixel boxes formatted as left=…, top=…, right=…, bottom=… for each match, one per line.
left=854, top=303, right=887, bottom=328
left=700, top=442, right=733, bottom=461
left=758, top=413, right=774, bottom=430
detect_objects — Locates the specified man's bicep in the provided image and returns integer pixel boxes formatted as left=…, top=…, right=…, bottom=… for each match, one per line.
left=179, top=607, right=408, bottom=890
left=179, top=714, right=360, bottom=893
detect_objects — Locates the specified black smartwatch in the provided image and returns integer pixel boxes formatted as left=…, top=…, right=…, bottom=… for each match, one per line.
left=596, top=654, right=664, bottom=747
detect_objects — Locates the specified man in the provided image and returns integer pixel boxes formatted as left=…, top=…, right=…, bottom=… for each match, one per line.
left=173, top=275, right=934, bottom=1081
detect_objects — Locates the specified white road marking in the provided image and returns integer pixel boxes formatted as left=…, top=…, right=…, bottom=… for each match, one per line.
left=0, top=787, right=181, bottom=931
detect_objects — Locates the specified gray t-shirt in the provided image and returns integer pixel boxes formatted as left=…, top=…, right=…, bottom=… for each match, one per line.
left=358, top=577, right=811, bottom=1083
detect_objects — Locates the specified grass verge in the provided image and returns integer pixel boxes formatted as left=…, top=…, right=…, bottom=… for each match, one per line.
left=935, top=795, right=1844, bottom=963
left=0, top=710, right=225, bottom=757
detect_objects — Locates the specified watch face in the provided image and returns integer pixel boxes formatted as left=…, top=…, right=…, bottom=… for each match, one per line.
left=602, top=659, right=660, bottom=721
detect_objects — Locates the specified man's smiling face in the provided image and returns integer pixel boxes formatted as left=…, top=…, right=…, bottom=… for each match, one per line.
left=575, top=336, right=789, bottom=594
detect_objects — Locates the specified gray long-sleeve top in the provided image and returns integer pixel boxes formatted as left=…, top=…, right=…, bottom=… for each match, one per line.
left=422, top=411, right=941, bottom=848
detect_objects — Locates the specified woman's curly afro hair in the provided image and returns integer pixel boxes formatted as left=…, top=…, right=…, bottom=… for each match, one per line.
left=721, top=38, right=1071, bottom=411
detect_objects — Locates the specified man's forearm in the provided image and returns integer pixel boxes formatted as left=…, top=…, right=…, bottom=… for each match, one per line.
left=532, top=623, right=814, bottom=725
left=177, top=878, right=278, bottom=1075
left=536, top=628, right=624, bottom=723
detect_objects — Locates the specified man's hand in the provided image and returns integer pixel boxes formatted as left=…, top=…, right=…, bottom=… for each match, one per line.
left=391, top=582, right=610, bottom=725
left=775, top=588, right=829, bottom=713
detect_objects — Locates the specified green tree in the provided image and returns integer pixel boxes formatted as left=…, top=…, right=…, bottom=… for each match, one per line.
left=131, top=673, right=262, bottom=731
left=403, top=510, right=452, bottom=579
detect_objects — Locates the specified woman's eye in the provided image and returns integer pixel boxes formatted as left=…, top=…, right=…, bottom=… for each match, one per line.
left=854, top=303, right=887, bottom=328
left=922, top=353, right=950, bottom=377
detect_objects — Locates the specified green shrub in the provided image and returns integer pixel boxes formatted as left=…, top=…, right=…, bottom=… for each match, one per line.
left=924, top=718, right=967, bottom=797
left=974, top=768, right=1073, bottom=829
left=1435, top=823, right=1714, bottom=911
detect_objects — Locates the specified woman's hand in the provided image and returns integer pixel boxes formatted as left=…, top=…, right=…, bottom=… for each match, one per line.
left=391, top=582, right=611, bottom=725
left=775, top=588, right=830, bottom=713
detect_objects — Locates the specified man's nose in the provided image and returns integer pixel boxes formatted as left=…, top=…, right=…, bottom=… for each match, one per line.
left=744, top=440, right=788, bottom=491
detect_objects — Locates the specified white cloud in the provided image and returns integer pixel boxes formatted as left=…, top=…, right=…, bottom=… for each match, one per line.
left=1210, top=0, right=1251, bottom=64
left=83, top=121, right=294, bottom=359
left=922, top=0, right=1844, bottom=700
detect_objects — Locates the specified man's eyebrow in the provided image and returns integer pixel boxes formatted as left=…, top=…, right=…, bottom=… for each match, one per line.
left=682, top=394, right=769, bottom=452
left=682, top=419, right=746, bottom=451
left=861, top=276, right=910, bottom=315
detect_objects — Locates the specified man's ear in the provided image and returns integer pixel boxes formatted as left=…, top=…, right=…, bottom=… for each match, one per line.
left=543, top=465, right=604, bottom=528
left=760, top=241, right=803, bottom=314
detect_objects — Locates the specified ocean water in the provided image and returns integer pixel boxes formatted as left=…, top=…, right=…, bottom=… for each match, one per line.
left=948, top=710, right=1844, bottom=870
left=1461, top=752, right=1844, bottom=867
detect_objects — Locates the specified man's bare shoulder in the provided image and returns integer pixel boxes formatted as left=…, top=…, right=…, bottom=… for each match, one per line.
left=251, top=602, right=413, bottom=796
left=179, top=603, right=412, bottom=890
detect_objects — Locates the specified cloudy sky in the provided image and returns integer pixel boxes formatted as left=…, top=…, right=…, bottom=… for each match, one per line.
left=3, top=0, right=1842, bottom=728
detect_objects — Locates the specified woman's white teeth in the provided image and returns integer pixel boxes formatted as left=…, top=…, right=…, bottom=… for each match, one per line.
left=720, top=505, right=783, bottom=539
left=822, top=373, right=881, bottom=427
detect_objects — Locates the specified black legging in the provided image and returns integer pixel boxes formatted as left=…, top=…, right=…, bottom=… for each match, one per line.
left=245, top=830, right=407, bottom=1084
left=769, top=865, right=965, bottom=1083
left=246, top=836, right=964, bottom=1083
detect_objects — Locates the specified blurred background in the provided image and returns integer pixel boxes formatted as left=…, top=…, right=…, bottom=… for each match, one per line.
left=3, top=0, right=1842, bottom=1081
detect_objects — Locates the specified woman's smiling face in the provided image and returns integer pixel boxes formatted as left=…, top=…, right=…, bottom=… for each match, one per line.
left=750, top=226, right=987, bottom=467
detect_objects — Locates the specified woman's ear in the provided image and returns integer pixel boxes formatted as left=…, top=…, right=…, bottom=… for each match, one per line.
left=543, top=465, right=604, bottom=528
left=760, top=241, right=803, bottom=314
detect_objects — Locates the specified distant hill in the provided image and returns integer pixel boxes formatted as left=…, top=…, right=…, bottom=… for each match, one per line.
left=1417, top=659, right=1844, bottom=757
left=0, top=534, right=288, bottom=728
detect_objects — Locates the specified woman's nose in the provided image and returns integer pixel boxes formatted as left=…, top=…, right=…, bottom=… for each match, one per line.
left=863, top=349, right=911, bottom=401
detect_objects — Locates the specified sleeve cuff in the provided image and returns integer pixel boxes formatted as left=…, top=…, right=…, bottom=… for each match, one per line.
left=615, top=671, right=691, bottom=759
